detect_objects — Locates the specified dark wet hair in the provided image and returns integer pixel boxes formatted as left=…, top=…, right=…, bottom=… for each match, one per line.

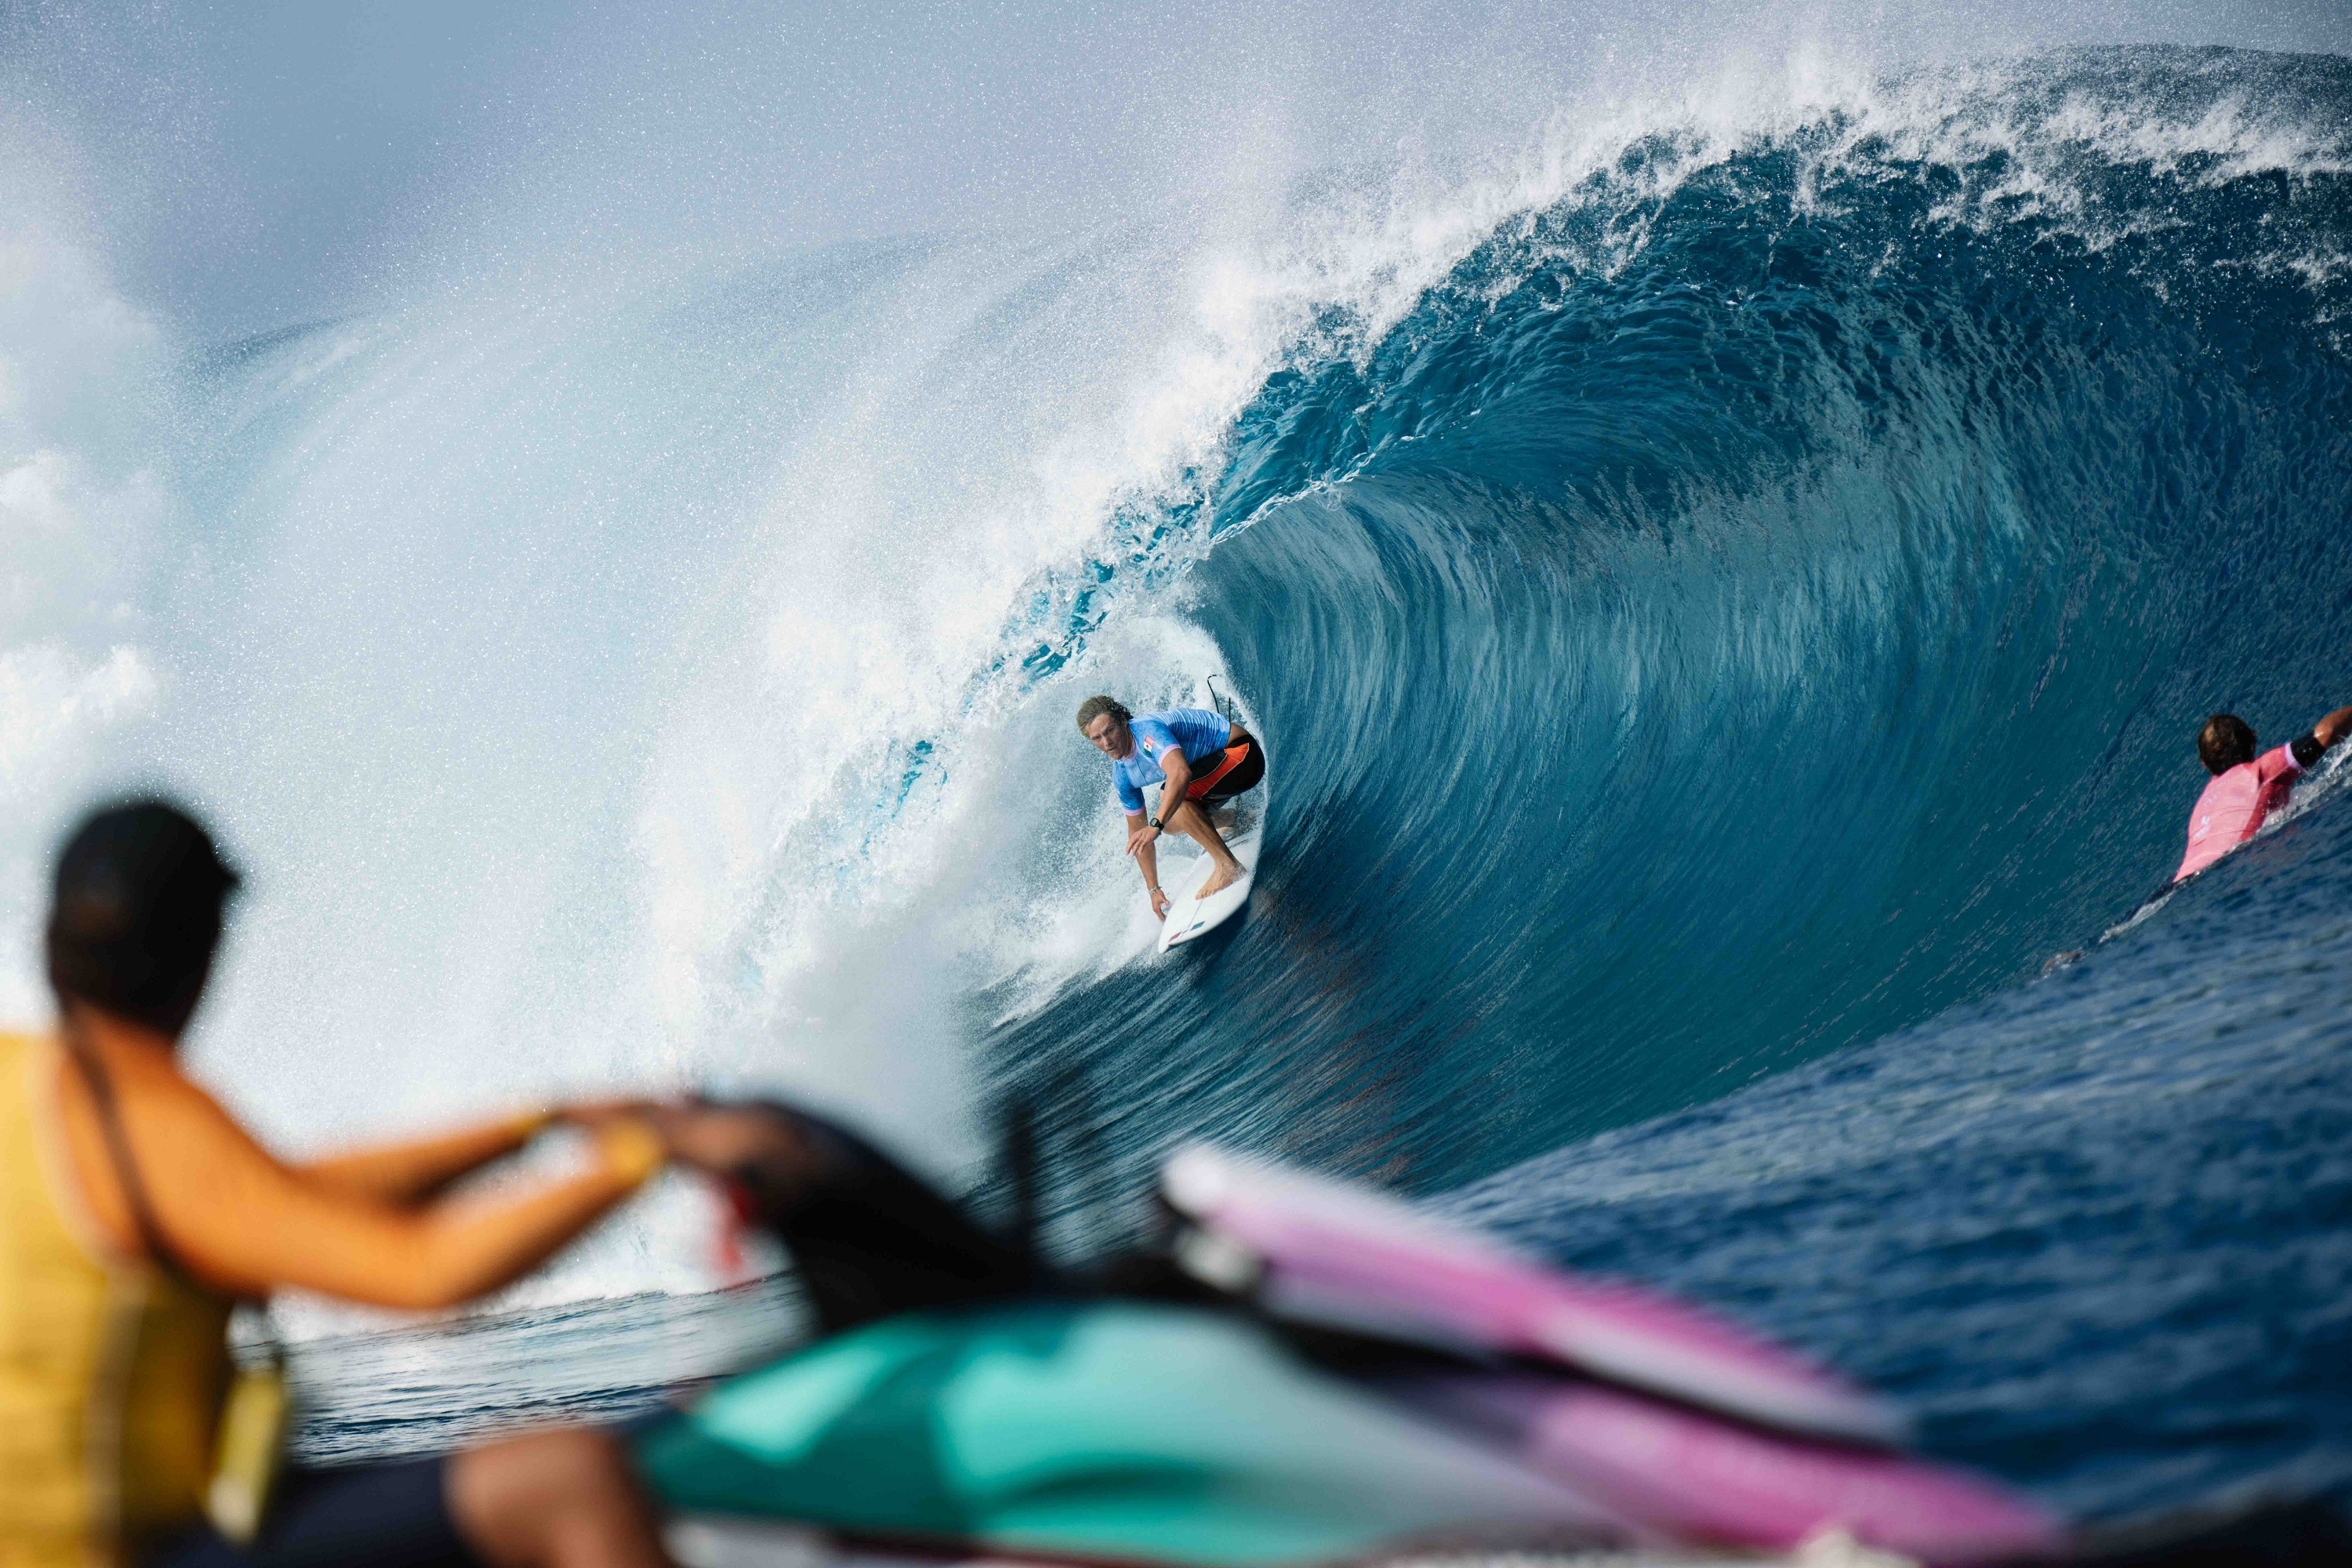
left=45, top=800, right=241, bottom=1038
left=2198, top=713, right=2259, bottom=775
left=1075, top=695, right=1132, bottom=732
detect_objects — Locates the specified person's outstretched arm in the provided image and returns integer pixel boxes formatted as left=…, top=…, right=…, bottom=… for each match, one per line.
left=297, top=1109, right=553, bottom=1205
left=67, top=1064, right=665, bottom=1310
left=2275, top=705, right=2352, bottom=777
left=1127, top=746, right=1189, bottom=919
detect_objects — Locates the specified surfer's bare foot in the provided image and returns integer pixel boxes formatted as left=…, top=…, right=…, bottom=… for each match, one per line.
left=1196, top=861, right=1243, bottom=899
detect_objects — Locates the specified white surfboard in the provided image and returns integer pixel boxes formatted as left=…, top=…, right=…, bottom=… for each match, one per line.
left=1155, top=675, right=1266, bottom=953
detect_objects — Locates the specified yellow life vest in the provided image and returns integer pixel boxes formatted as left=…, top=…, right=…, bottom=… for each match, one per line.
left=0, top=1032, right=231, bottom=1568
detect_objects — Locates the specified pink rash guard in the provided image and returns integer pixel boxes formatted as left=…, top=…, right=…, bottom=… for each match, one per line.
left=2175, top=738, right=2320, bottom=882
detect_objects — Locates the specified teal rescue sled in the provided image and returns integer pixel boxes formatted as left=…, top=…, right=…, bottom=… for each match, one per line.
left=636, top=1300, right=1605, bottom=1566
left=626, top=1114, right=2060, bottom=1566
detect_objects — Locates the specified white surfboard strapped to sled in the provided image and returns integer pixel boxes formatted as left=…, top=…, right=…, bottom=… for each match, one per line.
left=1154, top=674, right=1265, bottom=953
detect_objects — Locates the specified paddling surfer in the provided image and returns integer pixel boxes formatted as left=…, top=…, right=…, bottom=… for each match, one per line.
left=2174, top=703, right=2352, bottom=882
left=2044, top=702, right=2352, bottom=974
left=1077, top=695, right=1264, bottom=920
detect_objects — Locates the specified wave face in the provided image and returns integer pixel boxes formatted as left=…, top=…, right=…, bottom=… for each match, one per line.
left=974, top=48, right=2352, bottom=1520
left=970, top=47, right=2352, bottom=1521
left=994, top=45, right=2352, bottom=1191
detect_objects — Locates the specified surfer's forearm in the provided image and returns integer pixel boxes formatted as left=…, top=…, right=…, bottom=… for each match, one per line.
left=1127, top=811, right=1162, bottom=891
left=2315, top=706, right=2352, bottom=747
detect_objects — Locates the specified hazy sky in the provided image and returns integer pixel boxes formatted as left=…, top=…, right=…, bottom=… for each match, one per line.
left=5, top=0, right=2347, bottom=340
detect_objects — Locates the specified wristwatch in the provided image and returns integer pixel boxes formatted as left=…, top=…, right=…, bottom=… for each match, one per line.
left=1148, top=815, right=1162, bottom=829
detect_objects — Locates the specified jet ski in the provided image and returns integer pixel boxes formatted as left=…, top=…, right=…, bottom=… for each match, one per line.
left=626, top=1103, right=2068, bottom=1567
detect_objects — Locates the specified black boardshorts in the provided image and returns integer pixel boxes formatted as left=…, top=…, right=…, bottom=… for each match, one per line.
left=146, top=1458, right=483, bottom=1568
left=1181, top=733, right=1265, bottom=810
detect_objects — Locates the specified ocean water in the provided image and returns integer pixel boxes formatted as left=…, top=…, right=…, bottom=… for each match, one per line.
left=5, top=29, right=2352, bottom=1540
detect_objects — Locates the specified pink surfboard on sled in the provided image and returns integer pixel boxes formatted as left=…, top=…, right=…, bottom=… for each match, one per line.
left=1160, top=1147, right=2064, bottom=1562
left=1413, top=1375, right=2063, bottom=1563
left=1160, top=1144, right=1906, bottom=1445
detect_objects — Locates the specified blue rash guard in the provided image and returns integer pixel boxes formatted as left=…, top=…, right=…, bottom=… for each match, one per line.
left=1111, top=708, right=1232, bottom=815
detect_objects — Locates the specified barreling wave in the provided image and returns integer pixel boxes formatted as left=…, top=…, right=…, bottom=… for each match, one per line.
left=973, top=44, right=2352, bottom=1526
left=990, top=42, right=2352, bottom=1192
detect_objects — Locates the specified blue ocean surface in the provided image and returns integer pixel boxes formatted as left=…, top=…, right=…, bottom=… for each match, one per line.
left=230, top=42, right=2352, bottom=1534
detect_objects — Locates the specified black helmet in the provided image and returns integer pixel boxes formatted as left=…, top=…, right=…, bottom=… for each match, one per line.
left=45, top=799, right=241, bottom=1038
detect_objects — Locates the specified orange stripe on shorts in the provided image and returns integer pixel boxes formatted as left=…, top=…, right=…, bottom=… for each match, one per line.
left=1185, top=742, right=1249, bottom=798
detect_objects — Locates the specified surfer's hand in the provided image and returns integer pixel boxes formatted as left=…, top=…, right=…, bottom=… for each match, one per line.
left=1150, top=886, right=1172, bottom=920
left=1127, top=823, right=1161, bottom=858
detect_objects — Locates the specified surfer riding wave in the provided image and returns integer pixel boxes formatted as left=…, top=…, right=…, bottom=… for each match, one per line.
left=1077, top=695, right=1264, bottom=920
